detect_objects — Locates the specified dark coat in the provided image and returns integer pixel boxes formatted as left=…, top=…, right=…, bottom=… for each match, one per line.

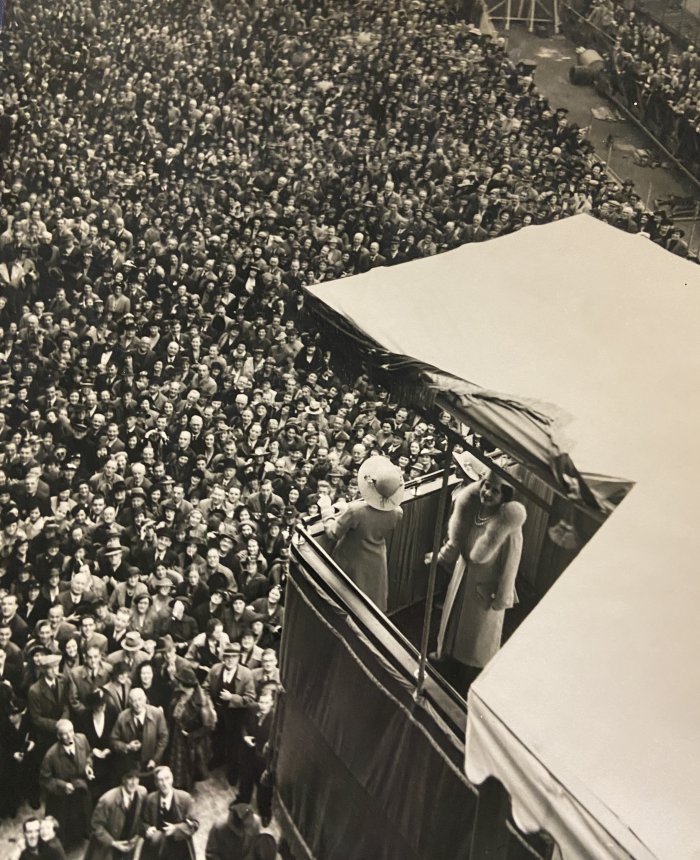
left=141, top=788, right=198, bottom=860
left=85, top=784, right=148, bottom=860
left=40, top=733, right=93, bottom=846
left=27, top=676, right=70, bottom=748
left=66, top=662, right=113, bottom=717
left=204, top=662, right=256, bottom=711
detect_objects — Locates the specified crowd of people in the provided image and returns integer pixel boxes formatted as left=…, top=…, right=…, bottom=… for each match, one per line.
left=0, top=0, right=696, bottom=853
left=567, top=0, right=700, bottom=183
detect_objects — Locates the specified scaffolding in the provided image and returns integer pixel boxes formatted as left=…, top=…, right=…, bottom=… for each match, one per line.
left=486, top=0, right=560, bottom=32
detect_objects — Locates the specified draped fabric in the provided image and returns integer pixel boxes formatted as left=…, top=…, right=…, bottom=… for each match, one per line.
left=305, top=267, right=625, bottom=518
left=385, top=473, right=456, bottom=613
left=275, top=545, right=477, bottom=860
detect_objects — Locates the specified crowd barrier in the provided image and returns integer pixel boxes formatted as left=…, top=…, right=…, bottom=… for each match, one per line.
left=560, top=0, right=700, bottom=184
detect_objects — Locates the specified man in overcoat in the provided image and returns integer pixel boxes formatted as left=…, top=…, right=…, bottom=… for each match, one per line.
left=27, top=653, right=70, bottom=757
left=40, top=719, right=94, bottom=848
left=110, top=687, right=169, bottom=783
left=85, top=769, right=147, bottom=860
left=141, top=765, right=198, bottom=860
left=204, top=641, right=256, bottom=785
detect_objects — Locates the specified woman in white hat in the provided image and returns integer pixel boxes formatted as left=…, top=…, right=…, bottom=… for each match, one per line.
left=319, top=456, right=404, bottom=612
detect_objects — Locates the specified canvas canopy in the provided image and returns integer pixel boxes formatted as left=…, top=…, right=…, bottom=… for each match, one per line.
left=307, top=215, right=700, bottom=859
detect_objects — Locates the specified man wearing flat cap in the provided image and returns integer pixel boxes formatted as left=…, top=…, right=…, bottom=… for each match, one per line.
left=27, top=652, right=70, bottom=758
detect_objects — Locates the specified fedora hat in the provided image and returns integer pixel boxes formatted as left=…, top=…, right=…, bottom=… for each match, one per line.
left=37, top=653, right=62, bottom=669
left=154, top=634, right=176, bottom=653
left=222, top=642, right=242, bottom=656
left=121, top=631, right=145, bottom=652
left=357, top=456, right=404, bottom=511
left=175, top=666, right=198, bottom=688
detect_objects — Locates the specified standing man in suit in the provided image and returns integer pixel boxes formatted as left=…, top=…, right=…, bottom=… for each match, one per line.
left=106, top=631, right=150, bottom=675
left=40, top=719, right=94, bottom=849
left=110, top=687, right=169, bottom=785
left=204, top=641, right=256, bottom=786
left=141, top=765, right=198, bottom=860
left=85, top=769, right=146, bottom=860
left=238, top=687, right=276, bottom=825
left=27, top=653, right=70, bottom=759
left=66, top=645, right=112, bottom=718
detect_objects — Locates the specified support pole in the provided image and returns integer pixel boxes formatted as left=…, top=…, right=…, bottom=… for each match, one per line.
left=414, top=436, right=455, bottom=700
left=689, top=200, right=700, bottom=254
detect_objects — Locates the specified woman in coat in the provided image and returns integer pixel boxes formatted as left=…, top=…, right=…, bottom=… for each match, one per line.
left=427, top=468, right=526, bottom=671
left=0, top=701, right=40, bottom=815
left=75, top=689, right=118, bottom=802
left=129, top=593, right=163, bottom=640
left=319, top=456, right=404, bottom=612
left=166, top=666, right=216, bottom=792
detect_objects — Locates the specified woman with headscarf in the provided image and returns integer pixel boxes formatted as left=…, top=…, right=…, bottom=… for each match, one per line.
left=319, top=456, right=404, bottom=612
left=426, top=468, right=526, bottom=672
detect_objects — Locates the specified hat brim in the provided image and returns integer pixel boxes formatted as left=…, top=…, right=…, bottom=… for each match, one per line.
left=452, top=451, right=485, bottom=482
left=357, top=457, right=405, bottom=511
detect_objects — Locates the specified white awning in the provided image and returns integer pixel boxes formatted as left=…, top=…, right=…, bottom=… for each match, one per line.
left=308, top=216, right=700, bottom=859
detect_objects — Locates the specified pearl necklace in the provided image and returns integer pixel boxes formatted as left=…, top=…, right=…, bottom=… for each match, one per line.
left=474, top=509, right=496, bottom=527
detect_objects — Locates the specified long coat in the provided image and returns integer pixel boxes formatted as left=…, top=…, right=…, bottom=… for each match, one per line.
left=167, top=689, right=216, bottom=791
left=40, top=733, right=93, bottom=846
left=84, top=784, right=147, bottom=860
left=27, top=676, right=70, bottom=750
left=324, top=500, right=403, bottom=611
left=437, top=482, right=526, bottom=668
left=110, top=705, right=170, bottom=776
left=140, top=788, right=198, bottom=860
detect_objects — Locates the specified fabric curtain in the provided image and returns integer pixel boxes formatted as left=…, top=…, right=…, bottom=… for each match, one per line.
left=274, top=553, right=477, bottom=860
left=386, top=474, right=456, bottom=614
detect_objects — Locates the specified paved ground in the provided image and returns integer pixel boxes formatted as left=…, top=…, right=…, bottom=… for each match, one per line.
left=1, top=767, right=280, bottom=858
left=506, top=26, right=700, bottom=253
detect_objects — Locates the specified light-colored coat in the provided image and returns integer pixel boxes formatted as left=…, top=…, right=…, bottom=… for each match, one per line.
left=110, top=705, right=169, bottom=770
left=437, top=482, right=526, bottom=668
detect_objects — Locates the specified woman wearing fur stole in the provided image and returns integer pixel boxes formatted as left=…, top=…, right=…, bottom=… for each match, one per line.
left=427, top=469, right=526, bottom=670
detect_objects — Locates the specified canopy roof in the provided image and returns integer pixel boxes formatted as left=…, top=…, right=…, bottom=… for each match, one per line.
left=307, top=215, right=700, bottom=859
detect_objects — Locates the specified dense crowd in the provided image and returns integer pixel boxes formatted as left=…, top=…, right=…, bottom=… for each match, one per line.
left=572, top=0, right=700, bottom=184
left=0, top=0, right=696, bottom=853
